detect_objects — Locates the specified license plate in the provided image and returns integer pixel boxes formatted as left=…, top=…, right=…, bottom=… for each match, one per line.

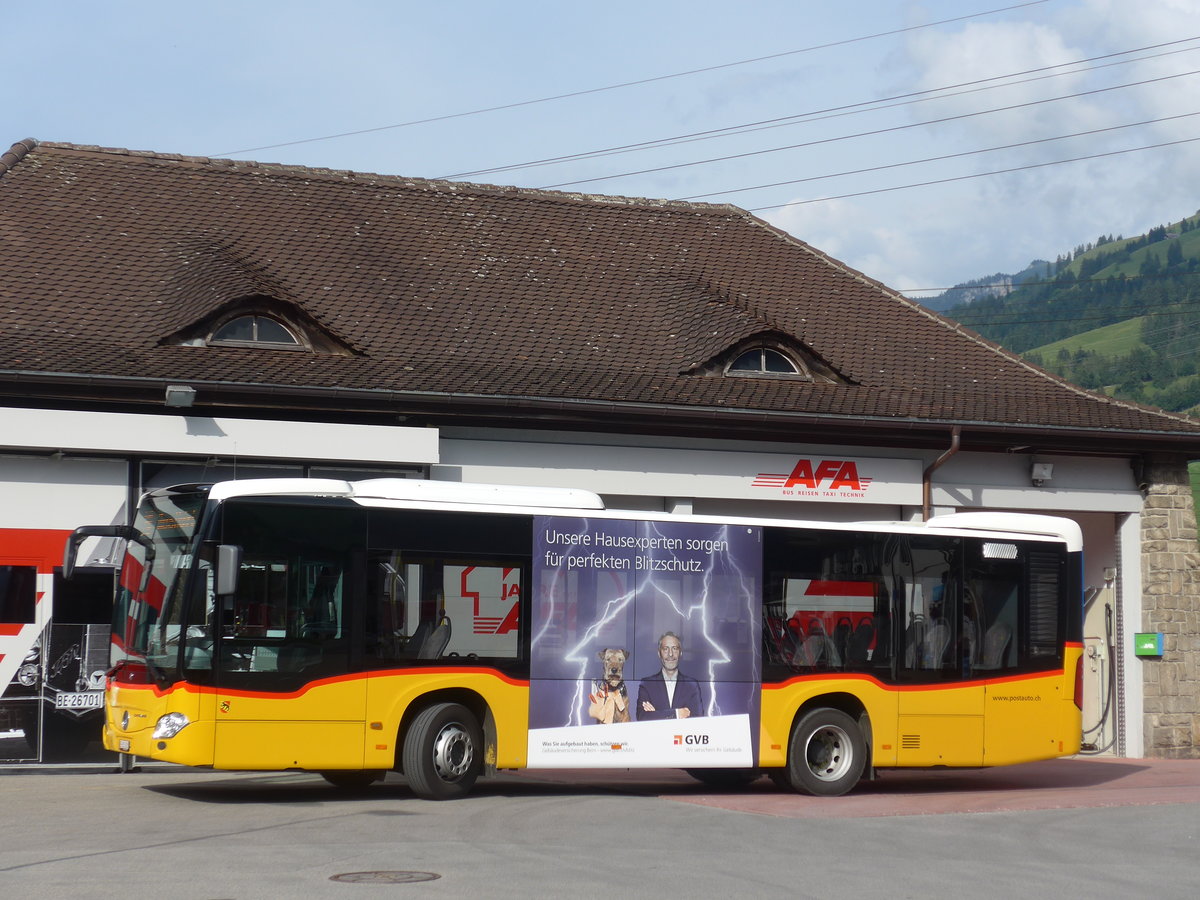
left=54, top=691, right=104, bottom=710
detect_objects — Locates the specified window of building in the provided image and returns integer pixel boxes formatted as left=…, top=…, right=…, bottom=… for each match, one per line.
left=726, top=347, right=802, bottom=376
left=210, top=315, right=301, bottom=348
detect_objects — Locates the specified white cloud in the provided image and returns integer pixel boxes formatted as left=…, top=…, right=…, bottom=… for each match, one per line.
left=903, top=20, right=1095, bottom=143
left=766, top=0, right=1200, bottom=294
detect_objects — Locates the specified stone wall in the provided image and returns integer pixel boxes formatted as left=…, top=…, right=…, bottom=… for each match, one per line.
left=1139, top=453, right=1200, bottom=758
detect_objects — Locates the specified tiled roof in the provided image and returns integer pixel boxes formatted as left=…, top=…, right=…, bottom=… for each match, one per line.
left=2, top=139, right=1199, bottom=447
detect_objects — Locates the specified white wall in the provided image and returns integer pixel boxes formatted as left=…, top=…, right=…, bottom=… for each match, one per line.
left=0, top=456, right=127, bottom=530
left=439, top=435, right=1144, bottom=517
left=0, top=407, right=439, bottom=465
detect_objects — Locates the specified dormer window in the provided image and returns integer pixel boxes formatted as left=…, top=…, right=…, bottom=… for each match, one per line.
left=687, top=332, right=848, bottom=384
left=728, top=347, right=800, bottom=375
left=210, top=314, right=301, bottom=348
left=165, top=296, right=355, bottom=355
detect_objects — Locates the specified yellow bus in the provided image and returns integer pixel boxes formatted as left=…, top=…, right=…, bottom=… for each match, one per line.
left=65, top=478, right=1083, bottom=799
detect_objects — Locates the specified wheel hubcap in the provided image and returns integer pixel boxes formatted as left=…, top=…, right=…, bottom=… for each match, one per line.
left=805, top=724, right=852, bottom=781
left=431, top=722, right=473, bottom=781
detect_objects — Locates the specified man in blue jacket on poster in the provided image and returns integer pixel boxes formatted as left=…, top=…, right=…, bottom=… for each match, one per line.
left=637, top=631, right=704, bottom=720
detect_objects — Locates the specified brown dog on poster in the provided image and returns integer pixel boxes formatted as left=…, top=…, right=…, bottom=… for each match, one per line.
left=588, top=648, right=631, bottom=724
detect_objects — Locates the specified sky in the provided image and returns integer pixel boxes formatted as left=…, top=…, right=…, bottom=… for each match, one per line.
left=3, top=0, right=1199, bottom=299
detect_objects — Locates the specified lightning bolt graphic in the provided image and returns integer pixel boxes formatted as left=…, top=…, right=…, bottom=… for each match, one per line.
left=534, top=516, right=637, bottom=727
left=641, top=521, right=759, bottom=717
left=535, top=516, right=761, bottom=726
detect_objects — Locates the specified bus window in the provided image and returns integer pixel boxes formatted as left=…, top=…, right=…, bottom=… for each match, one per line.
left=214, top=499, right=362, bottom=683
left=894, top=541, right=960, bottom=677
left=219, top=556, right=345, bottom=673
left=965, top=543, right=1021, bottom=673
left=0, top=566, right=36, bottom=624
left=963, top=541, right=1063, bottom=674
left=763, top=529, right=893, bottom=678
left=364, top=509, right=531, bottom=666
left=1027, top=550, right=1064, bottom=660
left=365, top=553, right=523, bottom=662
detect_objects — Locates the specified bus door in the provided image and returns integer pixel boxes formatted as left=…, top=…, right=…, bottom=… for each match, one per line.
left=977, top=544, right=1069, bottom=764
left=894, top=539, right=984, bottom=766
left=211, top=501, right=367, bottom=771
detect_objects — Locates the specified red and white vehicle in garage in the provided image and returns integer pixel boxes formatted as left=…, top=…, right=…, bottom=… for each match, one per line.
left=0, top=456, right=126, bottom=761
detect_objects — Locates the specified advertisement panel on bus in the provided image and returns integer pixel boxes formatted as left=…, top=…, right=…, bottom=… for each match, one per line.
left=527, top=516, right=761, bottom=767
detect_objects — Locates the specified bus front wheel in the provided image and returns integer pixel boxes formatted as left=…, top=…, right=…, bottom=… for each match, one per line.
left=780, top=707, right=866, bottom=797
left=402, top=702, right=482, bottom=800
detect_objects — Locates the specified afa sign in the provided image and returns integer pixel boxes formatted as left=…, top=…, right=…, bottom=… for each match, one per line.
left=751, top=455, right=922, bottom=504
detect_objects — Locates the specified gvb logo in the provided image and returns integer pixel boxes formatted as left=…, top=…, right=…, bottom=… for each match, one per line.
left=673, top=734, right=710, bottom=745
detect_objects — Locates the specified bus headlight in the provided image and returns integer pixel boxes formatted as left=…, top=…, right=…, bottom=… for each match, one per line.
left=152, top=712, right=190, bottom=739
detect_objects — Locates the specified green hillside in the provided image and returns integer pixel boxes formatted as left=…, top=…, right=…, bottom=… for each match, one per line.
left=944, top=208, right=1200, bottom=416
left=938, top=212, right=1200, bottom=509
left=1058, top=220, right=1200, bottom=281
left=1029, top=316, right=1148, bottom=359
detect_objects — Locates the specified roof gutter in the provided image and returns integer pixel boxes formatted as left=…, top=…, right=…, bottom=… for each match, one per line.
left=922, top=425, right=961, bottom=521
left=5, top=369, right=1200, bottom=450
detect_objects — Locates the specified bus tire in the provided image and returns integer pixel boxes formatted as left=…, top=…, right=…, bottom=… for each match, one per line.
left=320, top=770, right=385, bottom=790
left=783, top=707, right=866, bottom=797
left=402, top=702, right=482, bottom=801
left=684, top=768, right=761, bottom=788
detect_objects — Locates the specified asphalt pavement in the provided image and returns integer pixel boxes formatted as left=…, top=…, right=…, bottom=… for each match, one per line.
left=1, top=757, right=1196, bottom=899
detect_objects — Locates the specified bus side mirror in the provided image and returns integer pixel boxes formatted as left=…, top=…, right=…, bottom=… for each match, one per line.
left=216, top=544, right=242, bottom=597
left=63, top=525, right=136, bottom=579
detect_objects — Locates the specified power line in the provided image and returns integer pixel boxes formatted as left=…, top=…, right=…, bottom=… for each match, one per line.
left=946, top=281, right=1200, bottom=327
left=210, top=0, right=1052, bottom=158
left=957, top=303, right=1200, bottom=329
left=441, top=36, right=1200, bottom=181
left=746, top=133, right=1200, bottom=213
left=1015, top=311, right=1200, bottom=365
left=906, top=266, right=1199, bottom=297
left=942, top=269, right=1200, bottom=316
left=542, top=67, right=1200, bottom=190
left=676, top=109, right=1200, bottom=202
left=904, top=248, right=1200, bottom=296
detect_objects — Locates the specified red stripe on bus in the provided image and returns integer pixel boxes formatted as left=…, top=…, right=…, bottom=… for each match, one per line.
left=0, top=624, right=24, bottom=636
left=806, top=580, right=875, bottom=596
left=763, top=668, right=1067, bottom=693
left=112, top=667, right=530, bottom=701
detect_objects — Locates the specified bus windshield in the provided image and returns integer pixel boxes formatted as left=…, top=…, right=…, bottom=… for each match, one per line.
left=116, top=486, right=210, bottom=683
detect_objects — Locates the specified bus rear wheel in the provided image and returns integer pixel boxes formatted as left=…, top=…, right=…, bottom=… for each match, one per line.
left=402, top=702, right=482, bottom=801
left=780, top=707, right=866, bottom=797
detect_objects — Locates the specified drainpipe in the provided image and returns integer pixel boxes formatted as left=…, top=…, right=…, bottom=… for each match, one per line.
left=922, top=426, right=961, bottom=521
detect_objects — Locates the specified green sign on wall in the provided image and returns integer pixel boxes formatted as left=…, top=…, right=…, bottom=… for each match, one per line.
left=1134, top=633, right=1164, bottom=657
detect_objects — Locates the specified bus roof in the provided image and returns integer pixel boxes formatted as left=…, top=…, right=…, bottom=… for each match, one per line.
left=202, top=477, right=1081, bottom=550
left=207, top=477, right=605, bottom=510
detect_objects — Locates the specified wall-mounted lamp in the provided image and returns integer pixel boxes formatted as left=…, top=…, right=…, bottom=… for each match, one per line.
left=1031, top=462, right=1054, bottom=487
left=164, top=385, right=196, bottom=408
